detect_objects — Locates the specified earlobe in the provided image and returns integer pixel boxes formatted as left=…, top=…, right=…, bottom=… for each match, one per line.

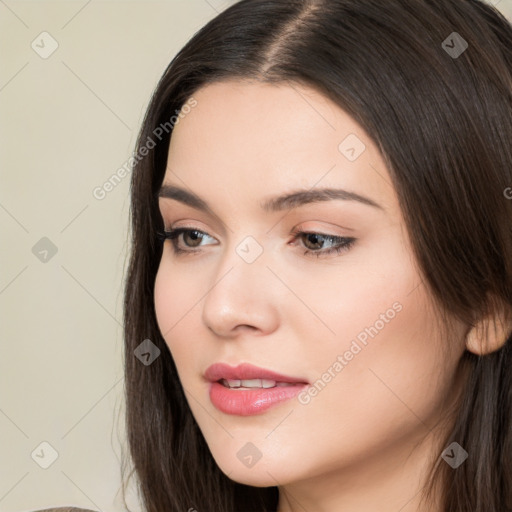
left=465, top=303, right=512, bottom=356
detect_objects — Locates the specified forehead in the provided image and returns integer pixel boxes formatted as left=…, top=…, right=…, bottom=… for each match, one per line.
left=170, top=79, right=364, bottom=153
left=164, top=79, right=396, bottom=216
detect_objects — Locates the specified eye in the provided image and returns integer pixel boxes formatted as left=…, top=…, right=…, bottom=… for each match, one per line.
left=156, top=227, right=217, bottom=255
left=289, top=228, right=356, bottom=258
left=156, top=227, right=356, bottom=258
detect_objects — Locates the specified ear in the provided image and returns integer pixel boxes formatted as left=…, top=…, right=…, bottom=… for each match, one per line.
left=465, top=299, right=512, bottom=356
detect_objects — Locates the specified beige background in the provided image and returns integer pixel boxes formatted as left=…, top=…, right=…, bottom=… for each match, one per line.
left=1, top=1, right=511, bottom=511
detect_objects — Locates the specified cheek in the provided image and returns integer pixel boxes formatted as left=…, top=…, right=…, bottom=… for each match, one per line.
left=154, top=262, right=175, bottom=340
left=283, top=228, right=419, bottom=367
left=153, top=258, right=202, bottom=361
left=303, top=276, right=450, bottom=444
left=294, top=231, right=451, bottom=432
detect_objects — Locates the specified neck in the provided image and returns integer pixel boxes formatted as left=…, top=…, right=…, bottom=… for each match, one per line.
left=275, top=425, right=446, bottom=512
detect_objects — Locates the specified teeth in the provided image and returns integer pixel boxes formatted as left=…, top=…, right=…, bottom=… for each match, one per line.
left=241, top=379, right=264, bottom=388
left=220, top=379, right=297, bottom=389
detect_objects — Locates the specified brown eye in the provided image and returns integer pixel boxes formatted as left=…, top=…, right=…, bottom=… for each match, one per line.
left=181, top=230, right=204, bottom=248
left=300, top=232, right=328, bottom=251
left=290, top=228, right=356, bottom=258
left=157, top=227, right=217, bottom=255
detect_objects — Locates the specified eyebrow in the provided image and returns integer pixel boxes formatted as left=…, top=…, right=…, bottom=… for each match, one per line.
left=157, top=184, right=384, bottom=214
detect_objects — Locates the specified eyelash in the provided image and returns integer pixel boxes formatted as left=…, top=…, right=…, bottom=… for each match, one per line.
left=156, top=227, right=356, bottom=258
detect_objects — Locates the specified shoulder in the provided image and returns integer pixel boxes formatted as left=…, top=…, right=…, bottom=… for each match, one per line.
left=31, top=508, right=98, bottom=512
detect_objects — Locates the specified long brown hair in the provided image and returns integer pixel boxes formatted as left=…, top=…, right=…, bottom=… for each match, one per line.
left=121, top=1, right=512, bottom=510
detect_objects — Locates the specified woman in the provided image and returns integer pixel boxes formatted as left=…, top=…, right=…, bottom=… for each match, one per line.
left=121, top=0, right=512, bottom=511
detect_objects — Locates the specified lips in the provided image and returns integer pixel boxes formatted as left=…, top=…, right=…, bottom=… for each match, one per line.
left=204, top=362, right=309, bottom=385
left=204, top=363, right=309, bottom=415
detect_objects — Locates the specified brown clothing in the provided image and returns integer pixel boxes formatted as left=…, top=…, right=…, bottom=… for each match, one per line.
left=33, top=508, right=98, bottom=512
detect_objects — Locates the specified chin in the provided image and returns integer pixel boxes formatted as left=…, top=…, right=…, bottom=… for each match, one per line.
left=212, top=451, right=299, bottom=487
left=222, top=466, right=282, bottom=487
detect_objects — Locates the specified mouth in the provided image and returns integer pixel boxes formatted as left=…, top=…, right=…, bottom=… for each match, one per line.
left=204, top=362, right=309, bottom=416
left=218, top=378, right=304, bottom=389
left=204, top=361, right=309, bottom=385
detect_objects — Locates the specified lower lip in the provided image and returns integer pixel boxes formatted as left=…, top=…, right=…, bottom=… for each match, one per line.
left=209, top=381, right=308, bottom=416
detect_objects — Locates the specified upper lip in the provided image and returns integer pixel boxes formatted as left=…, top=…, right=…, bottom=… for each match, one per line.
left=204, top=362, right=309, bottom=384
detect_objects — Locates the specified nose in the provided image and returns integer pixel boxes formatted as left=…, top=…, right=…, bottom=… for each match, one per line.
left=201, top=239, right=280, bottom=339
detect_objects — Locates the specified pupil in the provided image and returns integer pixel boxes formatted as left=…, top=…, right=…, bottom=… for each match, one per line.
left=186, top=231, right=201, bottom=247
left=305, top=233, right=322, bottom=250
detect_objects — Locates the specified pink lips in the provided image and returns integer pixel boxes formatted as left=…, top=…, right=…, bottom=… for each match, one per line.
left=204, top=362, right=309, bottom=416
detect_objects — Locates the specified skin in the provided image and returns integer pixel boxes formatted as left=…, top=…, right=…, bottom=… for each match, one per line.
left=153, top=80, right=472, bottom=512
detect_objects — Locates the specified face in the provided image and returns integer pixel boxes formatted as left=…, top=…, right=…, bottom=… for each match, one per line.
left=154, top=80, right=467, bottom=491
